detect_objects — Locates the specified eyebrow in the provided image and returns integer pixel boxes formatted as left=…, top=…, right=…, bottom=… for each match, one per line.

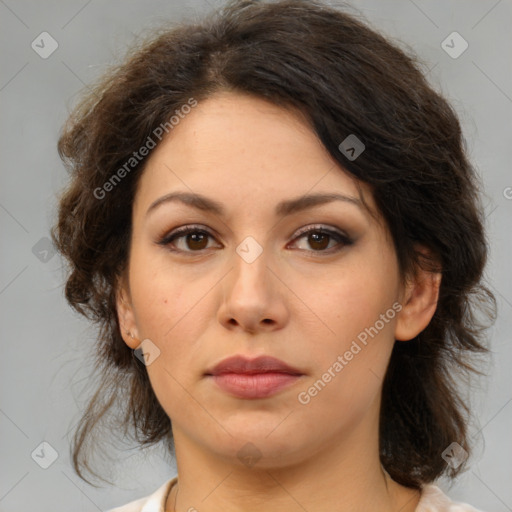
left=146, top=191, right=363, bottom=218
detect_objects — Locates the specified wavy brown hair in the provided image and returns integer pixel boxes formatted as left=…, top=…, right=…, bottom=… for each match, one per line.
left=52, top=0, right=496, bottom=488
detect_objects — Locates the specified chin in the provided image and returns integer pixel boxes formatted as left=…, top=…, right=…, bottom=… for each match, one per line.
left=205, top=424, right=310, bottom=470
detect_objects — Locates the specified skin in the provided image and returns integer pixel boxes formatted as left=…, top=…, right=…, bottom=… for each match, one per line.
left=117, top=91, right=441, bottom=512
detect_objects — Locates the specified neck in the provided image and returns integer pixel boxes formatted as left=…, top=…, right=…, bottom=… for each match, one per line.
left=167, top=412, right=421, bottom=512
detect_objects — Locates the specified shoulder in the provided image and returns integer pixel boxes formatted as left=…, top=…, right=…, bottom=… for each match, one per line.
left=105, top=477, right=177, bottom=512
left=416, top=484, right=485, bottom=512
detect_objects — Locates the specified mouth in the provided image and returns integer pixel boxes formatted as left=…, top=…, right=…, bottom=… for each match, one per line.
left=204, top=355, right=304, bottom=399
left=206, top=373, right=303, bottom=399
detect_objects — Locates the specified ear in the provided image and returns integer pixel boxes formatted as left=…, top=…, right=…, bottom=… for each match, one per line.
left=116, top=274, right=140, bottom=350
left=394, top=247, right=442, bottom=342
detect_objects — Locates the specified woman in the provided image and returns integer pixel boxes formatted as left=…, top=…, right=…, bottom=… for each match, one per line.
left=52, top=0, right=495, bottom=510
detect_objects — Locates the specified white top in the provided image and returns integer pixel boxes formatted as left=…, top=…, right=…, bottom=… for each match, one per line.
left=106, top=477, right=484, bottom=512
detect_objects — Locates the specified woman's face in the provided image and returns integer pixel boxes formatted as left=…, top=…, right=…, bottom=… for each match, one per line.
left=117, top=91, right=430, bottom=469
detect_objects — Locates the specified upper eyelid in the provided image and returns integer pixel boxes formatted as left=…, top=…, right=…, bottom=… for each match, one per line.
left=293, top=224, right=346, bottom=237
left=167, top=223, right=344, bottom=237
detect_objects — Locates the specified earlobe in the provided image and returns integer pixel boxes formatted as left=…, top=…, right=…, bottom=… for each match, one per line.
left=116, top=281, right=140, bottom=349
left=394, top=257, right=442, bottom=342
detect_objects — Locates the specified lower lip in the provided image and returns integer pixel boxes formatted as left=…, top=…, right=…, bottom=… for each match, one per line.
left=209, top=372, right=302, bottom=399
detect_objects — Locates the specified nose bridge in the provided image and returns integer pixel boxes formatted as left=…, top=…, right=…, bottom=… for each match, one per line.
left=218, top=233, right=288, bottom=332
left=231, top=234, right=271, bottom=297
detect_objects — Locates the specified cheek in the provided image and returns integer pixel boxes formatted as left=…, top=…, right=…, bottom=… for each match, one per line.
left=294, top=316, right=395, bottom=440
left=128, top=247, right=196, bottom=338
left=293, top=258, right=399, bottom=416
left=308, top=257, right=399, bottom=349
left=127, top=250, right=217, bottom=378
left=128, top=260, right=212, bottom=422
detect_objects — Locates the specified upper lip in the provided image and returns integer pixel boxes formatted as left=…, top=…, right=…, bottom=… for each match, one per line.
left=205, top=355, right=303, bottom=376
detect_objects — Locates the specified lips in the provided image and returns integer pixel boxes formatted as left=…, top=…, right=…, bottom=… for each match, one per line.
left=205, top=355, right=303, bottom=377
left=205, top=355, right=304, bottom=399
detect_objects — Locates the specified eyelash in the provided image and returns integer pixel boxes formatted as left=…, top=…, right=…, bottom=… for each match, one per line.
left=156, top=224, right=354, bottom=256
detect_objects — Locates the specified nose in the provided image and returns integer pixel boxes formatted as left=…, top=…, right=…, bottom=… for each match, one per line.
left=217, top=243, right=289, bottom=334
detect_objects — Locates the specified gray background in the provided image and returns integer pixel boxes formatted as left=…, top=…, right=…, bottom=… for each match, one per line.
left=0, top=0, right=511, bottom=510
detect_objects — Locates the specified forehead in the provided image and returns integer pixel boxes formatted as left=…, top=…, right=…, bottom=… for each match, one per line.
left=134, top=91, right=375, bottom=217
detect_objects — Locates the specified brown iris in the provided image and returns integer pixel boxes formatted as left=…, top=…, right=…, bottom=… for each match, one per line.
left=186, top=232, right=209, bottom=250
left=307, top=232, right=330, bottom=251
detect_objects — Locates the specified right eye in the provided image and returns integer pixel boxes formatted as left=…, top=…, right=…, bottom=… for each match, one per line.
left=157, top=225, right=222, bottom=254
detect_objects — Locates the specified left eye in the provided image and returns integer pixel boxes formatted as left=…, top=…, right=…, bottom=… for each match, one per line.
left=290, top=226, right=352, bottom=253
